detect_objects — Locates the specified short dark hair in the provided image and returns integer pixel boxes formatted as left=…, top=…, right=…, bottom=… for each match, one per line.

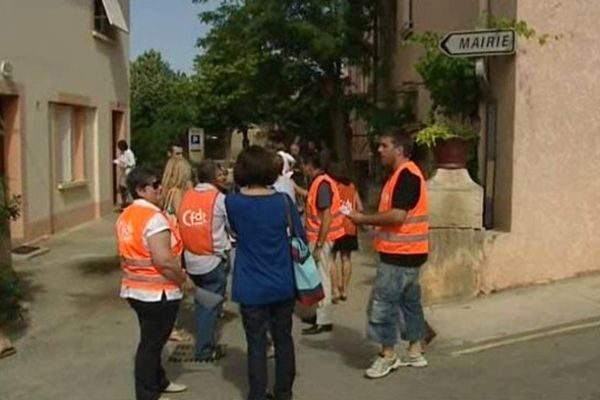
left=303, top=153, right=323, bottom=170
left=127, top=166, right=159, bottom=199
left=117, top=140, right=128, bottom=152
left=196, top=160, right=218, bottom=184
left=234, top=146, right=279, bottom=187
left=380, top=128, right=414, bottom=157
left=328, top=161, right=352, bottom=184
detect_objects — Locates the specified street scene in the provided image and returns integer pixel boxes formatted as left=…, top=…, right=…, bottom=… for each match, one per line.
left=1, top=1, right=600, bottom=400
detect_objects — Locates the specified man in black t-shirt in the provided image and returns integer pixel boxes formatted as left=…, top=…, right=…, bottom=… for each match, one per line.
left=349, top=130, right=430, bottom=379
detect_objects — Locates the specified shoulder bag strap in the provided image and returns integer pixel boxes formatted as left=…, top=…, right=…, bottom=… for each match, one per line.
left=281, top=193, right=297, bottom=239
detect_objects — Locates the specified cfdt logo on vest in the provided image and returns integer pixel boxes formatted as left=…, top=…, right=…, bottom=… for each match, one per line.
left=182, top=209, right=208, bottom=227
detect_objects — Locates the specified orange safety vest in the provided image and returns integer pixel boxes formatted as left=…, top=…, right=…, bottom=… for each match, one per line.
left=373, top=161, right=429, bottom=255
left=337, top=182, right=358, bottom=236
left=177, top=188, right=219, bottom=255
left=305, top=173, right=345, bottom=243
left=116, top=203, right=183, bottom=294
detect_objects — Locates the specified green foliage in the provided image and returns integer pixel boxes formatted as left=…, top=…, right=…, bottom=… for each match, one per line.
left=406, top=32, right=479, bottom=120
left=0, top=265, right=22, bottom=324
left=415, top=118, right=477, bottom=148
left=483, top=14, right=562, bottom=46
left=0, top=177, right=20, bottom=222
left=192, top=0, right=375, bottom=159
left=131, top=50, right=198, bottom=167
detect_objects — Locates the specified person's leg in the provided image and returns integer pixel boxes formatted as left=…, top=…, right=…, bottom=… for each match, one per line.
left=340, top=250, right=352, bottom=299
left=129, top=297, right=180, bottom=400
left=269, top=299, right=296, bottom=400
left=330, top=249, right=341, bottom=302
left=365, top=263, right=403, bottom=379
left=315, top=241, right=333, bottom=325
left=397, top=267, right=427, bottom=365
left=241, top=304, right=270, bottom=400
left=190, top=260, right=228, bottom=360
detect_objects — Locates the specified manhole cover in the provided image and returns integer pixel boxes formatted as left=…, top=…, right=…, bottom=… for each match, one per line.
left=168, top=343, right=196, bottom=363
left=12, top=245, right=40, bottom=255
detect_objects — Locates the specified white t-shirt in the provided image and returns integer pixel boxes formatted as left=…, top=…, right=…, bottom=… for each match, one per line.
left=119, top=199, right=183, bottom=302
left=115, top=149, right=136, bottom=175
left=273, top=175, right=296, bottom=204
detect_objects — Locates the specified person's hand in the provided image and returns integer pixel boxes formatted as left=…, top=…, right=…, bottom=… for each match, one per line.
left=348, top=210, right=364, bottom=225
left=312, top=245, right=322, bottom=263
left=181, top=276, right=195, bottom=295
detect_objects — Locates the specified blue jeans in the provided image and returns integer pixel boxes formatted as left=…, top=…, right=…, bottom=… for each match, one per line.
left=367, top=262, right=425, bottom=347
left=190, top=259, right=228, bottom=359
left=240, top=299, right=295, bottom=400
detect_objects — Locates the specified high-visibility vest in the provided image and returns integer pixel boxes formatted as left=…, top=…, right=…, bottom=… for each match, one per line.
left=177, top=188, right=219, bottom=255
left=116, top=203, right=183, bottom=294
left=373, top=161, right=429, bottom=255
left=305, top=173, right=345, bottom=243
left=337, top=182, right=358, bottom=236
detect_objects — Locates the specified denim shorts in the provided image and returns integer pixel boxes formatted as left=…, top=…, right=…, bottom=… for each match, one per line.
left=367, top=262, right=426, bottom=346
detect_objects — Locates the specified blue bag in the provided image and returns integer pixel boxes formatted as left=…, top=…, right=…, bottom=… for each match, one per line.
left=282, top=195, right=325, bottom=306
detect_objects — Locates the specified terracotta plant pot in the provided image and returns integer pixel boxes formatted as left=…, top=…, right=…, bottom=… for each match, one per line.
left=432, top=138, right=471, bottom=169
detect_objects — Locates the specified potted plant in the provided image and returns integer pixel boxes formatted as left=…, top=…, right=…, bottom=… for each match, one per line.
left=415, top=116, right=478, bottom=169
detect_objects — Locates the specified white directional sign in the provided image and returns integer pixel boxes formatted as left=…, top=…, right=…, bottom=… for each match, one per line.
left=439, top=29, right=516, bottom=58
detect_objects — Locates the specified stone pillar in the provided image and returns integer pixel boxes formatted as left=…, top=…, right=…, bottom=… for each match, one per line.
left=427, top=168, right=483, bottom=229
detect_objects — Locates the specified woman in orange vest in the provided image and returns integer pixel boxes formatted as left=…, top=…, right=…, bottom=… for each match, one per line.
left=116, top=166, right=194, bottom=400
left=328, top=162, right=364, bottom=302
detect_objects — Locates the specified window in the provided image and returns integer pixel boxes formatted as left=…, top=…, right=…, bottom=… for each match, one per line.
left=401, top=0, right=414, bottom=39
left=52, top=104, right=87, bottom=185
left=94, top=0, right=129, bottom=39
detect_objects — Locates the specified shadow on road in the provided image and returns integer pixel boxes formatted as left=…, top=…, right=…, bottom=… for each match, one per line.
left=75, top=256, right=121, bottom=275
left=300, top=324, right=377, bottom=370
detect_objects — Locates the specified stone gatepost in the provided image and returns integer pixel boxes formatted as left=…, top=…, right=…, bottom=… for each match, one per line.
left=421, top=168, right=486, bottom=304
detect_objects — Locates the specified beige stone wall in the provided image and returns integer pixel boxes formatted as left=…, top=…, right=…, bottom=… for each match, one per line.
left=0, top=0, right=129, bottom=242
left=481, top=0, right=600, bottom=291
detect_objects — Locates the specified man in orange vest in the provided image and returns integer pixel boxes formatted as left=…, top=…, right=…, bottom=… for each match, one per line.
left=178, top=160, right=231, bottom=362
left=301, top=154, right=345, bottom=335
left=348, top=129, right=429, bottom=379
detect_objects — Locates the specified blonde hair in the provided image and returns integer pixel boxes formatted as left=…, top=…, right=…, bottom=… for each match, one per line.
left=161, top=157, right=192, bottom=213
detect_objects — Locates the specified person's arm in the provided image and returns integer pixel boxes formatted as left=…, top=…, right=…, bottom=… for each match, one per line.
left=349, top=208, right=407, bottom=226
left=290, top=202, right=307, bottom=242
left=348, top=170, right=419, bottom=227
left=294, top=183, right=308, bottom=198
left=355, top=190, right=365, bottom=213
left=147, top=231, right=190, bottom=286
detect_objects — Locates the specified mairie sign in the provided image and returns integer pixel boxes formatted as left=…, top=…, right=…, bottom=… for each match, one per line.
left=439, top=29, right=516, bottom=57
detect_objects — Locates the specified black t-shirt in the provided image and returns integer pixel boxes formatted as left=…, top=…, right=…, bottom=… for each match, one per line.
left=379, top=169, right=428, bottom=267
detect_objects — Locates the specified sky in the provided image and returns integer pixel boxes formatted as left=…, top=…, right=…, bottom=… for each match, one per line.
left=130, top=0, right=220, bottom=74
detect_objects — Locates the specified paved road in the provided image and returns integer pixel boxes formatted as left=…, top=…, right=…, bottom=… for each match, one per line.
left=1, top=218, right=599, bottom=400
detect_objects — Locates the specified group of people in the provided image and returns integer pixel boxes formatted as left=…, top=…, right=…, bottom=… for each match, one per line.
left=115, top=128, right=433, bottom=400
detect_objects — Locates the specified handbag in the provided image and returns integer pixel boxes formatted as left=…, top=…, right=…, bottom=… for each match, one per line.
left=282, top=194, right=325, bottom=307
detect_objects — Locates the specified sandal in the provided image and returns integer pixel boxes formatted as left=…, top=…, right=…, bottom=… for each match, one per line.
left=0, top=346, right=16, bottom=360
left=169, top=329, right=193, bottom=342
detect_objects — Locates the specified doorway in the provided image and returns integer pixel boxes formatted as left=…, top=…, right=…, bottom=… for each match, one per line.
left=111, top=110, right=125, bottom=205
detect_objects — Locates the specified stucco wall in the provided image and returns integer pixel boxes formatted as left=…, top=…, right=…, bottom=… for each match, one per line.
left=481, top=0, right=600, bottom=291
left=0, top=0, right=129, bottom=242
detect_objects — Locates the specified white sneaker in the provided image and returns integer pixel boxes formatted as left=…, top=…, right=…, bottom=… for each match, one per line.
left=398, top=354, right=428, bottom=368
left=365, top=354, right=402, bottom=379
left=163, top=382, right=188, bottom=393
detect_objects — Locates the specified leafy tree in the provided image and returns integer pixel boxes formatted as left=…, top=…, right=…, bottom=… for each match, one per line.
left=193, top=0, right=374, bottom=167
left=131, top=50, right=197, bottom=166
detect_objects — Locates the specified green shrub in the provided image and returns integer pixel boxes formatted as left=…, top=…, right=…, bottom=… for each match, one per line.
left=0, top=265, right=22, bottom=324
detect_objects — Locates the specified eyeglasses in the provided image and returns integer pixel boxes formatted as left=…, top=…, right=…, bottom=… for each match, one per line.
left=145, top=180, right=161, bottom=190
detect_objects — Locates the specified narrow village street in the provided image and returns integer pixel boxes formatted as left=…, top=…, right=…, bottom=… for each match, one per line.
left=1, top=217, right=599, bottom=400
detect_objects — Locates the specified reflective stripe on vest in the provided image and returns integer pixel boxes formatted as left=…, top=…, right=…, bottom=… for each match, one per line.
left=373, top=161, right=429, bottom=255
left=116, top=203, right=183, bottom=292
left=177, top=188, right=218, bottom=255
left=337, top=182, right=358, bottom=236
left=305, top=174, right=345, bottom=243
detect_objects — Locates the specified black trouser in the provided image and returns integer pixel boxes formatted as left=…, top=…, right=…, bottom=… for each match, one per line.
left=240, top=299, right=295, bottom=400
left=128, top=296, right=180, bottom=400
